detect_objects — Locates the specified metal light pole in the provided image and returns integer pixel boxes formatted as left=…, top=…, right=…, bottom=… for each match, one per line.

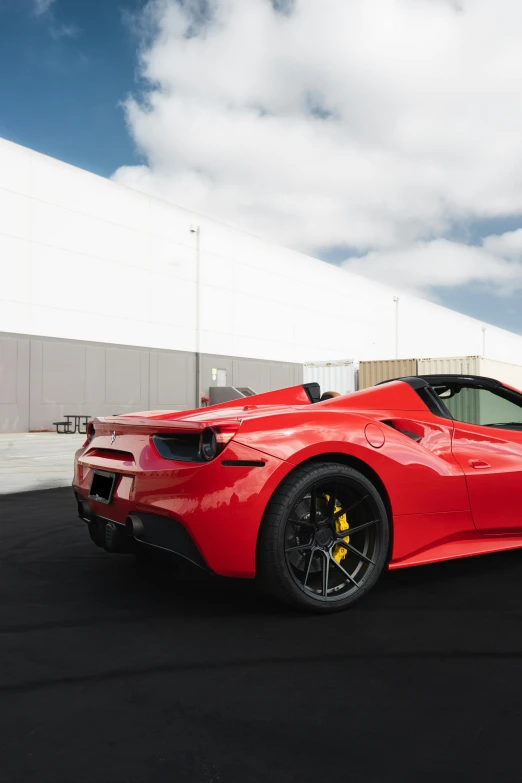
left=190, top=223, right=201, bottom=408
left=393, top=296, right=400, bottom=359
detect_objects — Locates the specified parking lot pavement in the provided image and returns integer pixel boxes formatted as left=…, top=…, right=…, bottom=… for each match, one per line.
left=1, top=489, right=522, bottom=783
left=0, top=433, right=84, bottom=495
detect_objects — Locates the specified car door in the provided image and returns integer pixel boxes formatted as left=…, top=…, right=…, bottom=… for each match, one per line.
left=433, top=382, right=522, bottom=532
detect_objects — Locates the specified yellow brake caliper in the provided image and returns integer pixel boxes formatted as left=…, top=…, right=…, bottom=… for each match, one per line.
left=325, top=495, right=350, bottom=564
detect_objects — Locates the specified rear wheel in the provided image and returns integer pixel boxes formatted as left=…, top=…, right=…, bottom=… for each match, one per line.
left=257, top=462, right=389, bottom=612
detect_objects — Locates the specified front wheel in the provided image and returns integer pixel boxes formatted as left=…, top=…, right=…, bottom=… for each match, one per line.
left=257, top=462, right=390, bottom=612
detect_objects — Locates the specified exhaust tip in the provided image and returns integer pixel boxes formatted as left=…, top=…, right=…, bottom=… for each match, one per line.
left=125, top=514, right=144, bottom=539
left=78, top=500, right=91, bottom=522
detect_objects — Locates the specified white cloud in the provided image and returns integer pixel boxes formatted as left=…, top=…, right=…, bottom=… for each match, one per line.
left=33, top=0, right=56, bottom=16
left=32, top=0, right=81, bottom=40
left=113, top=0, right=522, bottom=293
left=483, top=229, right=522, bottom=259
left=50, top=22, right=80, bottom=39
left=342, top=231, right=522, bottom=298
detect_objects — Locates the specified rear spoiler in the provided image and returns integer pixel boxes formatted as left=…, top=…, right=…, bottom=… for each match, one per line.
left=201, top=382, right=321, bottom=410
left=94, top=383, right=321, bottom=431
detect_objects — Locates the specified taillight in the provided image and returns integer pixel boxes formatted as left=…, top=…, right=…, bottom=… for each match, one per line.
left=200, top=426, right=238, bottom=461
left=83, top=421, right=95, bottom=447
left=152, top=422, right=240, bottom=463
left=211, top=423, right=240, bottom=455
left=200, top=428, right=217, bottom=461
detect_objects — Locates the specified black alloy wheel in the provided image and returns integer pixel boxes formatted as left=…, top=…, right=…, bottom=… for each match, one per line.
left=257, top=462, right=389, bottom=612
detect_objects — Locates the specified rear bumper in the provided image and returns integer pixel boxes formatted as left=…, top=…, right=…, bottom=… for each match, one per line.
left=75, top=499, right=209, bottom=569
left=73, top=440, right=291, bottom=578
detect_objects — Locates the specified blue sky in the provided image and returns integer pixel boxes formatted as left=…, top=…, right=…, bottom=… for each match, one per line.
left=2, top=0, right=522, bottom=336
left=0, top=0, right=145, bottom=176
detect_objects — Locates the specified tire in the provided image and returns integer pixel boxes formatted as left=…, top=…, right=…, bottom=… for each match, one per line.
left=257, top=462, right=390, bottom=613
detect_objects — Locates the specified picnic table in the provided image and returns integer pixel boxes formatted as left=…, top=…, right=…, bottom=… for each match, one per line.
left=53, top=414, right=91, bottom=435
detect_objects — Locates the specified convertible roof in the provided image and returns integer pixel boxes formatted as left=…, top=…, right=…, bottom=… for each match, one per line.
left=379, top=374, right=503, bottom=390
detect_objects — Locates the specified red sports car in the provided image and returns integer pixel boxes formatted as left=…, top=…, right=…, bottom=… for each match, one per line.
left=73, top=374, right=522, bottom=612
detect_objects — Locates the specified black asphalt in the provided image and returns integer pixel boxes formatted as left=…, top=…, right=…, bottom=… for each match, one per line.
left=1, top=488, right=522, bottom=782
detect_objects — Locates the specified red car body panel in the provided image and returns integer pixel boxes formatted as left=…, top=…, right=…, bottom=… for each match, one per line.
left=451, top=421, right=522, bottom=532
left=75, top=438, right=287, bottom=577
left=73, top=380, right=522, bottom=578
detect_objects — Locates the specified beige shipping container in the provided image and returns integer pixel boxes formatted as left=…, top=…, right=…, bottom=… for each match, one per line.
left=418, top=356, right=522, bottom=391
left=479, top=358, right=522, bottom=391
left=358, top=356, right=522, bottom=393
left=358, top=359, right=418, bottom=390
left=417, top=356, right=482, bottom=376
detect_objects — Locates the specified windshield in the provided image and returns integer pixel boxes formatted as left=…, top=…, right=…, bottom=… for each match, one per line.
left=431, top=383, right=522, bottom=429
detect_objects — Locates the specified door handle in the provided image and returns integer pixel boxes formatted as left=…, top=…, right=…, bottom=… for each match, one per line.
left=469, top=459, right=490, bottom=469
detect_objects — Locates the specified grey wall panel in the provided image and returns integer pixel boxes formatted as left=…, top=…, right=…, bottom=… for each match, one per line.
left=42, top=340, right=86, bottom=404
left=0, top=337, right=18, bottom=404
left=85, top=344, right=106, bottom=413
left=29, top=341, right=45, bottom=430
left=0, top=337, right=29, bottom=432
left=156, top=352, right=185, bottom=406
left=150, top=350, right=196, bottom=410
left=87, top=345, right=150, bottom=418
left=98, top=348, right=149, bottom=417
left=105, top=348, right=143, bottom=407
left=30, top=340, right=88, bottom=429
left=235, top=359, right=271, bottom=393
left=149, top=352, right=158, bottom=409
left=29, top=339, right=150, bottom=428
left=270, top=362, right=300, bottom=391
left=0, top=331, right=302, bottom=431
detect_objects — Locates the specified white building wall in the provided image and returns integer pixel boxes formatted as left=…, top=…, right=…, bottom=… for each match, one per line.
left=2, top=137, right=522, bottom=365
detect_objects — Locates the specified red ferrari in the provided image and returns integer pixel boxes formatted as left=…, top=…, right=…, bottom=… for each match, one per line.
left=73, top=374, right=522, bottom=612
